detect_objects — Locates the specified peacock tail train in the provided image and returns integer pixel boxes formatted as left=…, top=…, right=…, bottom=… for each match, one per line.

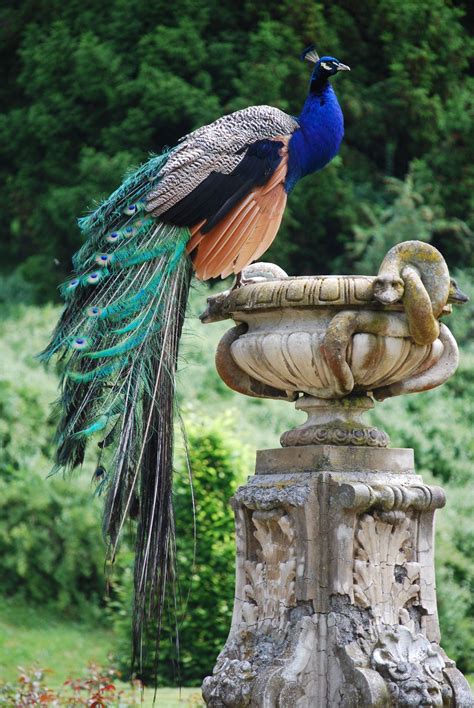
left=41, top=150, right=193, bottom=666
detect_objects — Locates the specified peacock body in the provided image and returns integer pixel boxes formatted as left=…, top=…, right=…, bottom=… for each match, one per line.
left=42, top=46, right=349, bottom=667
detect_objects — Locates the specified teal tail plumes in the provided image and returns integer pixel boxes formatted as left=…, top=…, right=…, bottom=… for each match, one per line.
left=42, top=152, right=192, bottom=668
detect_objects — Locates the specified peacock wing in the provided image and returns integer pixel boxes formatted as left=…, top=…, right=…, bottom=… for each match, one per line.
left=145, top=107, right=296, bottom=278
left=189, top=139, right=289, bottom=279
left=146, top=105, right=298, bottom=217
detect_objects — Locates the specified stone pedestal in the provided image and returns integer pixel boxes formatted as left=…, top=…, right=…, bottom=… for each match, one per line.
left=200, top=246, right=471, bottom=707
left=202, top=446, right=473, bottom=707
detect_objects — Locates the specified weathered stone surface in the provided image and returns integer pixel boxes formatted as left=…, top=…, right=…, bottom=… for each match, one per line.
left=202, top=245, right=460, bottom=415
left=371, top=625, right=451, bottom=707
left=227, top=312, right=455, bottom=404
left=280, top=395, right=390, bottom=448
left=234, top=482, right=310, bottom=510
left=256, top=445, right=415, bottom=476
left=201, top=246, right=471, bottom=706
left=202, top=447, right=473, bottom=707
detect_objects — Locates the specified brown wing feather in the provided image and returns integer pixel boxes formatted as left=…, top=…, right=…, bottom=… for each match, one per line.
left=186, top=220, right=207, bottom=252
left=203, top=206, right=261, bottom=280
left=248, top=190, right=287, bottom=264
left=192, top=197, right=258, bottom=278
left=188, top=137, right=289, bottom=279
left=232, top=186, right=287, bottom=274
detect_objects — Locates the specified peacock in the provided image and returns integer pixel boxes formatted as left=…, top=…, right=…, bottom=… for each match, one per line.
left=42, top=45, right=350, bottom=668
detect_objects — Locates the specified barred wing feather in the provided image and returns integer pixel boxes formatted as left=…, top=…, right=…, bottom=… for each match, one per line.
left=147, top=105, right=297, bottom=215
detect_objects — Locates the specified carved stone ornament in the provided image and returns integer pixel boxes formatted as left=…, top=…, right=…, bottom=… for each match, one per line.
left=201, top=508, right=300, bottom=706
left=201, top=244, right=472, bottom=707
left=242, top=512, right=297, bottom=631
left=371, top=625, right=451, bottom=707
left=202, top=657, right=255, bottom=706
left=353, top=513, right=420, bottom=627
left=202, top=242, right=466, bottom=447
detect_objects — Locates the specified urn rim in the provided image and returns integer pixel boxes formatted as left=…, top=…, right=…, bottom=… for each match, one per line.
left=218, top=275, right=401, bottom=317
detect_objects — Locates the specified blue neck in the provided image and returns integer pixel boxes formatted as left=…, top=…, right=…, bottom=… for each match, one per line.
left=285, top=83, right=344, bottom=192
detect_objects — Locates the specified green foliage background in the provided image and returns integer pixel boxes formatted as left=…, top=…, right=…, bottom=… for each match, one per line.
left=1, top=0, right=473, bottom=300
left=0, top=0, right=473, bottom=689
left=1, top=286, right=473, bottom=682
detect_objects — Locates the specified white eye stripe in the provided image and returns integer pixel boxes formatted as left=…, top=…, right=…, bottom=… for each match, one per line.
left=321, top=62, right=334, bottom=71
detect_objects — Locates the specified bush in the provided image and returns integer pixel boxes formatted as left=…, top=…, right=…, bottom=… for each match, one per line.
left=0, top=470, right=106, bottom=617
left=110, top=414, right=248, bottom=685
left=0, top=663, right=142, bottom=706
left=436, top=486, right=474, bottom=674
left=368, top=347, right=474, bottom=485
left=348, top=169, right=472, bottom=276
left=0, top=303, right=108, bottom=617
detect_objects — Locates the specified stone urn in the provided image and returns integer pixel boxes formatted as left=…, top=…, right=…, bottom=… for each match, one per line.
left=200, top=242, right=472, bottom=708
left=202, top=241, right=464, bottom=450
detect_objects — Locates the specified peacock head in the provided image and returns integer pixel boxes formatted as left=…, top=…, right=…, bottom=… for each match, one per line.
left=301, top=45, right=350, bottom=90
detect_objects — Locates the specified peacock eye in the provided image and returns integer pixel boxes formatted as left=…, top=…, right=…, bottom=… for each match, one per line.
left=71, top=336, right=90, bottom=350
left=86, top=306, right=103, bottom=317
left=95, top=253, right=112, bottom=266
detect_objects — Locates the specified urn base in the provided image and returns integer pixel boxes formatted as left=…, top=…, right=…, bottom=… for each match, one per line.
left=280, top=395, right=390, bottom=448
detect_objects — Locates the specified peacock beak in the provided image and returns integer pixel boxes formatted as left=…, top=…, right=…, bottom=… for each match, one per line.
left=336, top=63, right=351, bottom=71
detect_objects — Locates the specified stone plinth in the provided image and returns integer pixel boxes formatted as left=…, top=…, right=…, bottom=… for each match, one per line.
left=202, top=446, right=473, bottom=707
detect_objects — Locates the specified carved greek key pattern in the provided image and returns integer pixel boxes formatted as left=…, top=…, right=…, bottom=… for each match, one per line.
left=229, top=275, right=381, bottom=312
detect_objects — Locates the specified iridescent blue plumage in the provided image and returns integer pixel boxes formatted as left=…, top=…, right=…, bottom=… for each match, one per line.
left=286, top=55, right=348, bottom=192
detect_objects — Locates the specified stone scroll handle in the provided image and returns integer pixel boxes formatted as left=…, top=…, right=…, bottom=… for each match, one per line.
left=321, top=241, right=459, bottom=400
left=373, top=240, right=451, bottom=345
left=215, top=324, right=298, bottom=401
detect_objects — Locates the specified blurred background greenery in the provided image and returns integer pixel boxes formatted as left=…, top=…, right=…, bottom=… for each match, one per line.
left=0, top=0, right=473, bottom=698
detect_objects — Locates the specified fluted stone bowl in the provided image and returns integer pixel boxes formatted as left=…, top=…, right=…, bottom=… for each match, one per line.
left=201, top=254, right=462, bottom=448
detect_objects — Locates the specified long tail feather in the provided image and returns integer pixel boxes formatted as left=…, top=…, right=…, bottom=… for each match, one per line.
left=42, top=152, right=192, bottom=672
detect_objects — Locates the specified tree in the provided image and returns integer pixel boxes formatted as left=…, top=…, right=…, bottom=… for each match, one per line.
left=1, top=0, right=472, bottom=299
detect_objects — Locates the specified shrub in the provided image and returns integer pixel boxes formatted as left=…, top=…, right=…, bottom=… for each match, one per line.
left=0, top=664, right=142, bottom=706
left=368, top=348, right=474, bottom=485
left=436, top=486, right=474, bottom=674
left=0, top=470, right=106, bottom=617
left=110, top=414, right=249, bottom=685
left=0, top=303, right=108, bottom=617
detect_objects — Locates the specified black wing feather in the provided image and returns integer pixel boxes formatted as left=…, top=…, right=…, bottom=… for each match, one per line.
left=159, top=139, right=284, bottom=233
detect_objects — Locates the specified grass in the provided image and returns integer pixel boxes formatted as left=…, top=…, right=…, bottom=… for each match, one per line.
left=0, top=600, right=204, bottom=706
left=139, top=687, right=203, bottom=707
left=0, top=600, right=113, bottom=685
